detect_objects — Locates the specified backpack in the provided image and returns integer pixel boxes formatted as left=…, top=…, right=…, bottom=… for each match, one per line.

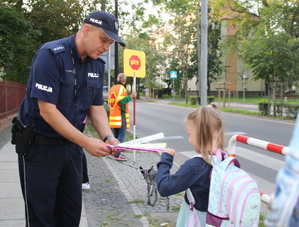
left=207, top=155, right=261, bottom=227
left=191, top=151, right=261, bottom=227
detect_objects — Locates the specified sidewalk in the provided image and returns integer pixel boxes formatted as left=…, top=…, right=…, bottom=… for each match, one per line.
left=0, top=122, right=184, bottom=227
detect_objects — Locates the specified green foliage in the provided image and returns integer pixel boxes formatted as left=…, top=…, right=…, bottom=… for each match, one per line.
left=276, top=102, right=299, bottom=118
left=212, top=0, right=299, bottom=85
left=189, top=96, right=199, bottom=105
left=1, top=0, right=85, bottom=83
left=28, top=0, right=83, bottom=44
left=208, top=96, right=215, bottom=104
left=258, top=99, right=271, bottom=115
left=0, top=6, right=38, bottom=83
left=221, top=108, right=260, bottom=116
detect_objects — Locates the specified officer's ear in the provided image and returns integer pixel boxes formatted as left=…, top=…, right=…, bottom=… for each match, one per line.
left=83, top=24, right=92, bottom=37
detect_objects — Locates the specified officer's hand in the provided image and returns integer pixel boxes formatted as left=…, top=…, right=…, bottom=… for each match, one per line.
left=104, top=136, right=123, bottom=156
left=84, top=137, right=116, bottom=157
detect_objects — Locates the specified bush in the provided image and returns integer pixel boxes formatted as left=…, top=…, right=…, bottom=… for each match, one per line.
left=258, top=99, right=271, bottom=115
left=276, top=103, right=299, bottom=118
left=208, top=96, right=215, bottom=104
left=189, top=96, right=199, bottom=105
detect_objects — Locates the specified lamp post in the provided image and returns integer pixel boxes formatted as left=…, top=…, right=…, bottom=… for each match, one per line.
left=201, top=0, right=208, bottom=106
left=242, top=75, right=248, bottom=101
left=114, top=0, right=119, bottom=84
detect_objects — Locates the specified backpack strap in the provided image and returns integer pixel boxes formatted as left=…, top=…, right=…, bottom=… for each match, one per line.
left=192, top=149, right=228, bottom=164
left=186, top=189, right=202, bottom=227
left=219, top=157, right=241, bottom=169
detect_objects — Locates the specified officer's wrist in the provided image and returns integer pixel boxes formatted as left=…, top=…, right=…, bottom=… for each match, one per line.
left=103, top=135, right=114, bottom=143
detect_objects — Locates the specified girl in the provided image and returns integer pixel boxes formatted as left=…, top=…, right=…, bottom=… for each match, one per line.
left=156, top=104, right=226, bottom=226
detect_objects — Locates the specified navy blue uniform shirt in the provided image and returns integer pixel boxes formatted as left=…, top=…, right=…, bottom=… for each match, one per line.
left=19, top=34, right=105, bottom=138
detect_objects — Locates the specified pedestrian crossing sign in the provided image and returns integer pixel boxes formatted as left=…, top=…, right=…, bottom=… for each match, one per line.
left=170, top=71, right=177, bottom=79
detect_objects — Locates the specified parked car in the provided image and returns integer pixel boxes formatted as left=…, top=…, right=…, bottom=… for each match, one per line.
left=103, top=86, right=108, bottom=103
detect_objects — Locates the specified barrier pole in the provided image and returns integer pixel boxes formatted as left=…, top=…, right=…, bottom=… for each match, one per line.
left=133, top=72, right=136, bottom=162
left=227, top=134, right=290, bottom=205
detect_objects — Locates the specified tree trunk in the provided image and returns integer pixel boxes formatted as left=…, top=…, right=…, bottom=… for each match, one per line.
left=267, top=85, right=271, bottom=116
left=273, top=81, right=276, bottom=118
left=279, top=83, right=283, bottom=116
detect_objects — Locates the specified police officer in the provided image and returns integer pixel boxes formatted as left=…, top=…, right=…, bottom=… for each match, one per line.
left=17, top=11, right=124, bottom=227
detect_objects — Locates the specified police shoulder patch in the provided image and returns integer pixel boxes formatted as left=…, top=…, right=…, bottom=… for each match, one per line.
left=49, top=45, right=66, bottom=55
left=98, top=56, right=106, bottom=64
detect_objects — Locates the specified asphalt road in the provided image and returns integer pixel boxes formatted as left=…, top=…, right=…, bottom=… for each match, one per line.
left=130, top=100, right=296, bottom=209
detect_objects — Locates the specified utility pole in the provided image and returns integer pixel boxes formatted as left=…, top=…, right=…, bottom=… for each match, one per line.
left=101, top=0, right=105, bottom=11
left=201, top=0, right=208, bottom=106
left=114, top=0, right=119, bottom=84
left=196, top=3, right=201, bottom=101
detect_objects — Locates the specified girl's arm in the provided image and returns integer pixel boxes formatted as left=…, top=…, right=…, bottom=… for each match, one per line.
left=156, top=152, right=200, bottom=197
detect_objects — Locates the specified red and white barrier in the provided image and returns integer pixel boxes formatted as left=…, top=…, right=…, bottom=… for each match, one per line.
left=228, top=134, right=290, bottom=157
left=227, top=134, right=290, bottom=205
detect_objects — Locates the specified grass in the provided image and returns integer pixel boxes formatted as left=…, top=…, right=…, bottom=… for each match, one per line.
left=223, top=96, right=265, bottom=104
left=259, top=213, right=267, bottom=227
left=166, top=97, right=298, bottom=120
left=221, top=107, right=260, bottom=115
left=126, top=199, right=144, bottom=204
left=161, top=94, right=299, bottom=104
left=168, top=101, right=259, bottom=115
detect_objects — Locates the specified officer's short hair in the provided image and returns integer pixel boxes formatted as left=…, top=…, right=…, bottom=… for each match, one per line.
left=117, top=73, right=127, bottom=83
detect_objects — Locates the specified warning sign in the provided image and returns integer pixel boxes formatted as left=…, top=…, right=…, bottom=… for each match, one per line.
left=124, top=49, right=146, bottom=78
left=129, top=55, right=141, bottom=70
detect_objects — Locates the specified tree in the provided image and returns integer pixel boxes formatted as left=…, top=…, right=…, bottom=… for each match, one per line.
left=151, top=0, right=198, bottom=100
left=1, top=0, right=84, bottom=83
left=0, top=4, right=38, bottom=83
left=212, top=0, right=299, bottom=116
left=189, top=18, right=223, bottom=96
left=123, top=31, right=167, bottom=99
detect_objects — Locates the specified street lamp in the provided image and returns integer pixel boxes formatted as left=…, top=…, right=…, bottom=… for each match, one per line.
left=242, top=75, right=248, bottom=101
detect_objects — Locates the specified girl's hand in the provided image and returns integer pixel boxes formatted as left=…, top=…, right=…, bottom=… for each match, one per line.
left=163, top=148, right=176, bottom=156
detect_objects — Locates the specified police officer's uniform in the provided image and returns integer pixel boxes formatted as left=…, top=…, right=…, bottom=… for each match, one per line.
left=18, top=34, right=105, bottom=226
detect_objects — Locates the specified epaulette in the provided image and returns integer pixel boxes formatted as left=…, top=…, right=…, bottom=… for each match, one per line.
left=98, top=56, right=106, bottom=64
left=48, top=45, right=66, bottom=55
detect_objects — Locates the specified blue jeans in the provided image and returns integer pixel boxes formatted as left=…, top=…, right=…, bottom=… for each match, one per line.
left=113, top=117, right=126, bottom=156
left=266, top=115, right=299, bottom=226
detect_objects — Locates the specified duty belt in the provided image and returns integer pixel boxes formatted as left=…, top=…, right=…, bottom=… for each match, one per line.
left=34, top=134, right=73, bottom=146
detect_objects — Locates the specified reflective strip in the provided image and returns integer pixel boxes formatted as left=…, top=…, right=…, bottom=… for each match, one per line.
left=116, top=86, right=126, bottom=102
left=109, top=116, right=121, bottom=120
left=110, top=122, right=122, bottom=126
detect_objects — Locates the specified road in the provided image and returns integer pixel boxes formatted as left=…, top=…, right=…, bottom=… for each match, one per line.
left=129, top=100, right=296, bottom=211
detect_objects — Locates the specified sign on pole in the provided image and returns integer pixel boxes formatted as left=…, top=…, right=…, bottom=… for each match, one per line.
left=170, top=71, right=177, bottom=79
left=123, top=49, right=146, bottom=162
left=124, top=49, right=146, bottom=78
left=170, top=71, right=177, bottom=101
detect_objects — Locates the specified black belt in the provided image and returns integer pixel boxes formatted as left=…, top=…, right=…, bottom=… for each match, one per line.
left=34, top=134, right=73, bottom=146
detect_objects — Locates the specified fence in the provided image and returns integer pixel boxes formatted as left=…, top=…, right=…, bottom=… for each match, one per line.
left=0, top=80, right=26, bottom=129
left=227, top=134, right=289, bottom=205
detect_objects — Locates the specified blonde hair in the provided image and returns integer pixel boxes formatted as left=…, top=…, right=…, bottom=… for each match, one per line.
left=185, top=104, right=225, bottom=164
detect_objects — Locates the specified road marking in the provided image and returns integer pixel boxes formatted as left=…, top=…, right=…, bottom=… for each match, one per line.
left=225, top=131, right=247, bottom=136
left=159, top=136, right=184, bottom=140
left=233, top=146, right=285, bottom=171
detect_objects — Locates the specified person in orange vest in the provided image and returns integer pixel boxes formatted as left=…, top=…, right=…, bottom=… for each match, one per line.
left=108, top=73, right=137, bottom=161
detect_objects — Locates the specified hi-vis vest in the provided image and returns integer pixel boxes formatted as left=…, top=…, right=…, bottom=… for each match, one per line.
left=108, top=84, right=130, bottom=129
